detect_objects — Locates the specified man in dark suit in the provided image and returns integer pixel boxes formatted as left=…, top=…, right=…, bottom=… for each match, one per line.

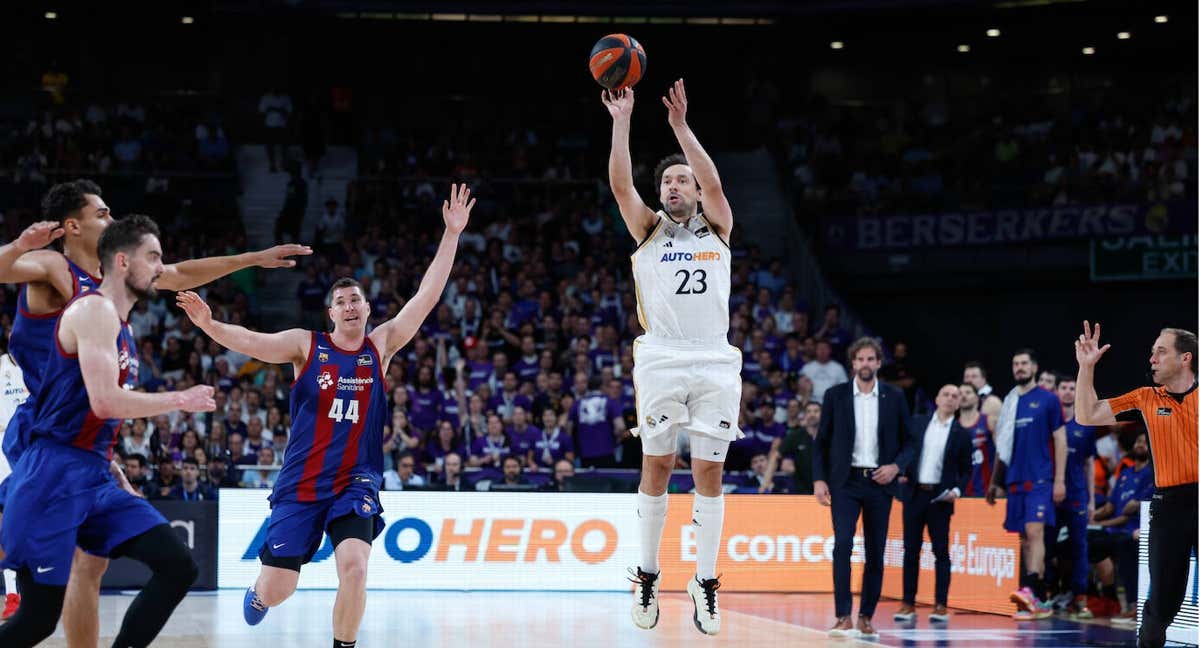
left=814, top=337, right=917, bottom=639
left=893, top=384, right=973, bottom=623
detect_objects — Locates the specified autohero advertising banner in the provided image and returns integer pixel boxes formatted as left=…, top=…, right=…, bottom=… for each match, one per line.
left=218, top=490, right=1018, bottom=614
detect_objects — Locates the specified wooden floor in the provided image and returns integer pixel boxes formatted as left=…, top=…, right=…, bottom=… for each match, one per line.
left=30, top=590, right=1150, bottom=647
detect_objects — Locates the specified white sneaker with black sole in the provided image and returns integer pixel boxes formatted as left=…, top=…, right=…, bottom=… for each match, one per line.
left=687, top=575, right=722, bottom=635
left=628, top=567, right=661, bottom=629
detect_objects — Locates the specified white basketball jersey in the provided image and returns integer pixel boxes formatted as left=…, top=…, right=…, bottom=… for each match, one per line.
left=631, top=212, right=731, bottom=340
left=0, top=354, right=29, bottom=479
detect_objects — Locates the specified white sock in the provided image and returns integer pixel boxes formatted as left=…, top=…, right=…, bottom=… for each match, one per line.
left=692, top=493, right=725, bottom=581
left=3, top=569, right=14, bottom=595
left=636, top=490, right=669, bottom=574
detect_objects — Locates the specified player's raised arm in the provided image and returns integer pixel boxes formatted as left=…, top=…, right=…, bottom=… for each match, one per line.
left=371, top=184, right=474, bottom=360
left=602, top=88, right=658, bottom=243
left=176, top=290, right=310, bottom=366
left=0, top=220, right=69, bottom=286
left=67, top=296, right=215, bottom=419
left=663, top=79, right=732, bottom=241
left=1074, top=321, right=1117, bottom=426
left=157, top=243, right=313, bottom=291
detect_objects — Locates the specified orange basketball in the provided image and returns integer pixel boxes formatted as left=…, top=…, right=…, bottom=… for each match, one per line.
left=589, top=34, right=646, bottom=91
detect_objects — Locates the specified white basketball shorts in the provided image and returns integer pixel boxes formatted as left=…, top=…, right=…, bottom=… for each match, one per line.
left=631, top=335, right=743, bottom=460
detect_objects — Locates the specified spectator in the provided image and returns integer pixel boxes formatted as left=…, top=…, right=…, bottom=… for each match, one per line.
left=122, top=453, right=152, bottom=498
left=243, top=447, right=278, bottom=489
left=763, top=400, right=820, bottom=494
left=122, top=418, right=153, bottom=457
left=227, top=433, right=256, bottom=466
left=259, top=87, right=292, bottom=172
left=383, top=452, right=427, bottom=491
left=315, top=198, right=346, bottom=256
left=815, top=305, right=851, bottom=358
left=492, top=455, right=531, bottom=489
left=738, top=453, right=780, bottom=492
left=275, top=162, right=307, bottom=243
left=879, top=341, right=919, bottom=411
left=206, top=455, right=240, bottom=489
left=801, top=340, right=849, bottom=404
left=171, top=458, right=217, bottom=501
left=568, top=377, right=625, bottom=468
left=150, top=459, right=180, bottom=499
left=433, top=452, right=467, bottom=491
left=533, top=408, right=575, bottom=468
left=545, top=459, right=576, bottom=492
left=469, top=414, right=512, bottom=468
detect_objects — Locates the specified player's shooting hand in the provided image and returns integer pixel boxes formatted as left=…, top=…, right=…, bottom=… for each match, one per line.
left=252, top=243, right=313, bottom=268
left=662, top=78, right=688, bottom=129
left=15, top=220, right=65, bottom=252
left=175, top=291, right=213, bottom=328
left=602, top=88, right=635, bottom=119
left=1075, top=320, right=1111, bottom=368
left=177, top=385, right=216, bottom=413
left=442, top=183, right=475, bottom=235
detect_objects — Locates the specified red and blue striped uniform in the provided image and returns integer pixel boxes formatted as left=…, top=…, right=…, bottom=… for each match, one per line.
left=962, top=413, right=994, bottom=497
left=272, top=332, right=389, bottom=504
left=257, top=332, right=389, bottom=566
left=27, top=292, right=138, bottom=458
left=2, top=257, right=99, bottom=463
left=0, top=291, right=164, bottom=585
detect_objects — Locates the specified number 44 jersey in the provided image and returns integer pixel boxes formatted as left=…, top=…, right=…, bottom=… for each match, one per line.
left=273, top=332, right=389, bottom=505
left=630, top=212, right=731, bottom=341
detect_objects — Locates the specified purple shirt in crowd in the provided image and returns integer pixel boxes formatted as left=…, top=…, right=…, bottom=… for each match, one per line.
left=570, top=392, right=621, bottom=459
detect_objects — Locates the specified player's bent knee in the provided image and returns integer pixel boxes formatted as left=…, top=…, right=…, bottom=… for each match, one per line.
left=70, top=550, right=109, bottom=583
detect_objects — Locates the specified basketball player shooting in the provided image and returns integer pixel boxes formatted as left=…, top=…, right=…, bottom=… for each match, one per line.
left=175, top=184, right=474, bottom=648
left=603, top=79, right=738, bottom=636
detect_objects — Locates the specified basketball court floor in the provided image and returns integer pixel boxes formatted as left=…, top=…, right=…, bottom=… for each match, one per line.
left=31, top=590, right=1153, bottom=647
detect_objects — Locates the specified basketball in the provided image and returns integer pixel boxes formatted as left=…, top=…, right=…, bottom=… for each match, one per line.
left=589, top=33, right=646, bottom=90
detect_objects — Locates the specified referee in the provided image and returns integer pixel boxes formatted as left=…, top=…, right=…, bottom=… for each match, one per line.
left=1074, top=322, right=1197, bottom=648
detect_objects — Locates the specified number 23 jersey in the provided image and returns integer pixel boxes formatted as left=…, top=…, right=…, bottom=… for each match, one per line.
left=631, top=212, right=731, bottom=341
left=273, top=332, right=389, bottom=505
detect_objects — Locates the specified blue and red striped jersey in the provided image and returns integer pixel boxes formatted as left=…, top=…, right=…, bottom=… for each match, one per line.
left=5, top=258, right=102, bottom=461
left=29, top=292, right=138, bottom=460
left=272, top=332, right=389, bottom=504
left=963, top=413, right=994, bottom=496
left=10, top=256, right=100, bottom=398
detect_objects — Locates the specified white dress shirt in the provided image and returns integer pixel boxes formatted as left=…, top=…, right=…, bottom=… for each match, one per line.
left=851, top=379, right=880, bottom=468
left=918, top=412, right=957, bottom=494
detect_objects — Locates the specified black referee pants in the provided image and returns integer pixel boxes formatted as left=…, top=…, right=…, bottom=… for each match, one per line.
left=1139, top=483, right=1198, bottom=648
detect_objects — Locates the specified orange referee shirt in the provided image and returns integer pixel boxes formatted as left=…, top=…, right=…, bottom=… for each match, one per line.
left=1107, top=385, right=1198, bottom=488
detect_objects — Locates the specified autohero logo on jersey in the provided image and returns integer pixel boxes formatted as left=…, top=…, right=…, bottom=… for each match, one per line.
left=659, top=251, right=721, bottom=263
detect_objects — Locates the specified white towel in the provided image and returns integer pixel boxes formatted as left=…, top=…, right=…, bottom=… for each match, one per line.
left=994, top=386, right=1021, bottom=465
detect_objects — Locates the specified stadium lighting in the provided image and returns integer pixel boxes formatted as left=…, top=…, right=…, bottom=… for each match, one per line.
left=957, top=44, right=971, bottom=53
left=830, top=41, right=844, bottom=49
left=986, top=28, right=1000, bottom=37
left=45, top=11, right=57, bottom=19
left=181, top=16, right=194, bottom=24
left=1082, top=47, right=1095, bottom=55
left=1154, top=15, right=1168, bottom=24
left=1117, top=31, right=1130, bottom=39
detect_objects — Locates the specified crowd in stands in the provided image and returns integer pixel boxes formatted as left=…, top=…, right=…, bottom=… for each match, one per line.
left=772, top=82, right=1198, bottom=218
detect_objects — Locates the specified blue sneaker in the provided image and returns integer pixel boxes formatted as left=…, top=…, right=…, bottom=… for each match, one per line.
left=243, top=586, right=269, bottom=625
